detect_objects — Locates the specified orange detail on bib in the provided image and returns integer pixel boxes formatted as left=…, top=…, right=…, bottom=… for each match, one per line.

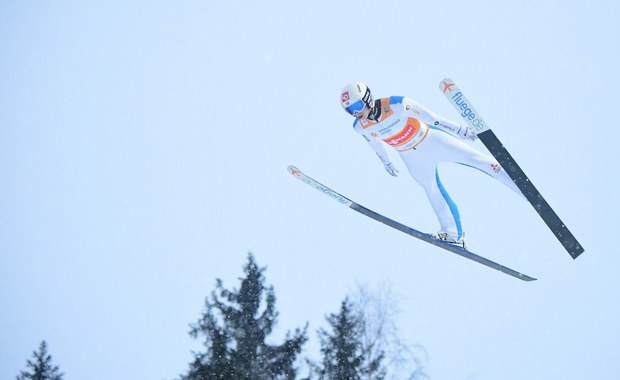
left=384, top=119, right=421, bottom=147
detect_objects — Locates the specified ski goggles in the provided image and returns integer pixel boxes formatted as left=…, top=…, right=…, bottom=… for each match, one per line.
left=345, top=100, right=366, bottom=115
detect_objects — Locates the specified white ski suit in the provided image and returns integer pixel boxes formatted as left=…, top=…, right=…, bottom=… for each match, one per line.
left=352, top=96, right=522, bottom=240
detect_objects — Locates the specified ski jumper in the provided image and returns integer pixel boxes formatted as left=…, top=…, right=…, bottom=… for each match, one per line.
left=353, top=96, right=522, bottom=240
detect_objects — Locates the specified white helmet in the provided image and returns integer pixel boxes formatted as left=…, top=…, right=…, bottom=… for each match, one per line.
left=340, top=83, right=373, bottom=115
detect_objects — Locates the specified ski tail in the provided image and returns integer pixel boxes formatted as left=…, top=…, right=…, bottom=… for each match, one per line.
left=478, top=129, right=584, bottom=258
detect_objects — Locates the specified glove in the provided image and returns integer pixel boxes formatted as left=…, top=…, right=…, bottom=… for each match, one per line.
left=384, top=162, right=399, bottom=177
left=458, top=125, right=478, bottom=141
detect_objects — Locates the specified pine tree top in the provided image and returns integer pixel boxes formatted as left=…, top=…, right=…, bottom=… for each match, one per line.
left=17, top=341, right=64, bottom=380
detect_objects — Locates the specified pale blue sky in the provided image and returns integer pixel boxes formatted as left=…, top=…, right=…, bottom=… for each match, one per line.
left=1, top=1, right=618, bottom=379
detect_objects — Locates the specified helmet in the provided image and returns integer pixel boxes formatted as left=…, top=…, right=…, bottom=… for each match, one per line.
left=340, top=83, right=373, bottom=115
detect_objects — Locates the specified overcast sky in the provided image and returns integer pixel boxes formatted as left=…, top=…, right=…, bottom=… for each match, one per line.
left=1, top=1, right=618, bottom=379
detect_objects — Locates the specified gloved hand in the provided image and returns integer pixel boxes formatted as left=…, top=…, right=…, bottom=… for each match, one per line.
left=458, top=125, right=478, bottom=141
left=384, top=162, right=399, bottom=177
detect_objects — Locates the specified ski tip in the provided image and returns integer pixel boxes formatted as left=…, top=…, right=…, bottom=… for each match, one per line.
left=439, top=78, right=456, bottom=94
left=287, top=165, right=300, bottom=176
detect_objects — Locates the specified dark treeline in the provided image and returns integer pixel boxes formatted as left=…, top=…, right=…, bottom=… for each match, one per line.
left=17, top=253, right=427, bottom=380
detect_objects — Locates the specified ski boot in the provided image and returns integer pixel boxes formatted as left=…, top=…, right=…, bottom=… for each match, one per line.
left=430, top=232, right=467, bottom=249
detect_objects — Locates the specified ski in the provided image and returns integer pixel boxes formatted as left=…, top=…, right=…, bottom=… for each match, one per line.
left=288, top=165, right=536, bottom=282
left=439, top=78, right=584, bottom=259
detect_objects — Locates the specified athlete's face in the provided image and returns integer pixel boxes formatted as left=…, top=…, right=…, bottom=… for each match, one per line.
left=354, top=105, right=371, bottom=121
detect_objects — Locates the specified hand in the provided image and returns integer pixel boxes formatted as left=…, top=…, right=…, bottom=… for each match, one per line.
left=384, top=162, right=399, bottom=177
left=459, top=125, right=478, bottom=141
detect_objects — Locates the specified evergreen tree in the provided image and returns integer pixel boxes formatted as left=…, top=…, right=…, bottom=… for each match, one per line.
left=16, top=341, right=64, bottom=380
left=316, top=299, right=386, bottom=380
left=180, top=253, right=308, bottom=380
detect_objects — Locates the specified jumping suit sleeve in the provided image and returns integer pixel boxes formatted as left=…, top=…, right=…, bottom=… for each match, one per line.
left=402, top=97, right=473, bottom=140
left=353, top=119, right=392, bottom=164
left=363, top=134, right=392, bottom=164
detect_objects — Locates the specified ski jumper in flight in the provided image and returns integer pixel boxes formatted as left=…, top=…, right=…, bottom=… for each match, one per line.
left=340, top=82, right=523, bottom=247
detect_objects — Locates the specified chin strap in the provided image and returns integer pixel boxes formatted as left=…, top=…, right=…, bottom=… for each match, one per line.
left=367, top=105, right=381, bottom=121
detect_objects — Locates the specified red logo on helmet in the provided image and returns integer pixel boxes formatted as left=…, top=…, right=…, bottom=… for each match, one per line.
left=341, top=91, right=350, bottom=103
